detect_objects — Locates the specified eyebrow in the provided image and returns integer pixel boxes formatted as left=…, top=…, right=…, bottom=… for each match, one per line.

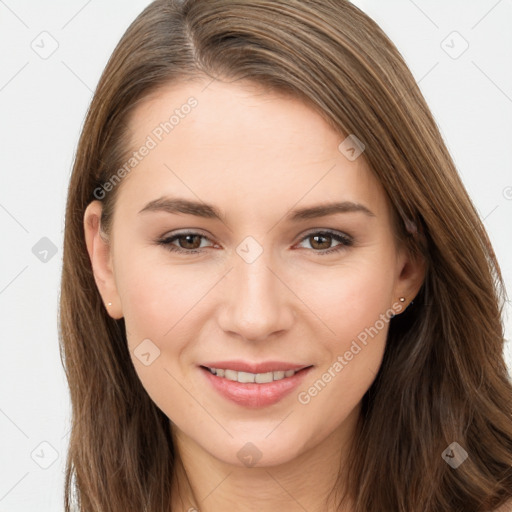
left=138, top=197, right=375, bottom=222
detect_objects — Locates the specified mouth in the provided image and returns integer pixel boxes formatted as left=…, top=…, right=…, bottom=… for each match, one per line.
left=199, top=362, right=314, bottom=408
left=201, top=365, right=306, bottom=383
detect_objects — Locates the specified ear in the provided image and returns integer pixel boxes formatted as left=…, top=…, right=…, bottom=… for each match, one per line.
left=393, top=246, right=426, bottom=314
left=83, top=201, right=123, bottom=319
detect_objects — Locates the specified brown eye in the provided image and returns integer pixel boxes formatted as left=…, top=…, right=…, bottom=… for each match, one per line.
left=156, top=229, right=353, bottom=256
left=156, top=232, right=214, bottom=254
left=309, top=233, right=333, bottom=250
left=175, top=234, right=203, bottom=250
left=297, top=230, right=353, bottom=255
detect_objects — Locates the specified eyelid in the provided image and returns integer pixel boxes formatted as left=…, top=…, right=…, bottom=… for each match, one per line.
left=156, top=230, right=217, bottom=253
left=158, top=228, right=352, bottom=242
left=297, top=227, right=352, bottom=241
left=294, top=228, right=353, bottom=250
left=156, top=228, right=354, bottom=254
left=159, top=228, right=213, bottom=240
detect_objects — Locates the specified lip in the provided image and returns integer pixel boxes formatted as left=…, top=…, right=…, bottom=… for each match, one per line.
left=200, top=360, right=310, bottom=374
left=199, top=362, right=313, bottom=408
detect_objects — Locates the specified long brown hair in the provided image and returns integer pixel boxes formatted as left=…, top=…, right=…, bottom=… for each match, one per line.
left=59, top=0, right=512, bottom=510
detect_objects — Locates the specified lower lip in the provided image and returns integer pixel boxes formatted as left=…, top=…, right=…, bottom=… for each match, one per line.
left=200, top=366, right=313, bottom=408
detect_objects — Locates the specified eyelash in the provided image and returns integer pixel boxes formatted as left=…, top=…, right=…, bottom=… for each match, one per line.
left=156, top=229, right=353, bottom=256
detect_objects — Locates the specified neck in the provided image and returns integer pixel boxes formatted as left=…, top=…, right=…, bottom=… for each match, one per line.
left=169, top=406, right=360, bottom=512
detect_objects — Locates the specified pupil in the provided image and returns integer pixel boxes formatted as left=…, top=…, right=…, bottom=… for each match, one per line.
left=312, top=234, right=331, bottom=249
left=182, top=235, right=200, bottom=249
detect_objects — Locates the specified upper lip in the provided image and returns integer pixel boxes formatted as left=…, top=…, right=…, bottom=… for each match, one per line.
left=200, top=360, right=312, bottom=374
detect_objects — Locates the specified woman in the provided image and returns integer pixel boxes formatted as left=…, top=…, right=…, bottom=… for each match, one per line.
left=59, top=0, right=512, bottom=510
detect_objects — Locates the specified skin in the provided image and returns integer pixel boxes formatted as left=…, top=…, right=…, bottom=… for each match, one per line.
left=84, top=78, right=425, bottom=512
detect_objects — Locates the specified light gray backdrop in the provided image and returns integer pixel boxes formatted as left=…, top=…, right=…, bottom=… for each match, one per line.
left=1, top=0, right=511, bottom=510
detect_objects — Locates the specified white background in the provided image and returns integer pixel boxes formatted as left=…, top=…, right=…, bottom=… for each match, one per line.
left=0, top=1, right=511, bottom=510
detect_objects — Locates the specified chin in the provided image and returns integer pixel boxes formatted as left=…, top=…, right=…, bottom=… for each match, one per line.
left=200, top=432, right=307, bottom=469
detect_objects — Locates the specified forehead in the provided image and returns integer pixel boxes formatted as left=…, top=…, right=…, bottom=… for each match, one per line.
left=115, top=78, right=390, bottom=222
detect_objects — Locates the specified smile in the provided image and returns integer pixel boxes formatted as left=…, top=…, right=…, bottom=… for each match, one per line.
left=199, top=363, right=313, bottom=408
left=204, top=367, right=298, bottom=383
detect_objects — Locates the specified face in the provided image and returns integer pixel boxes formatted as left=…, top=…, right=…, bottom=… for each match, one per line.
left=84, top=78, right=424, bottom=468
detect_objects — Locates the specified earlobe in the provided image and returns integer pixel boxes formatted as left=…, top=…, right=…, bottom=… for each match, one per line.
left=83, top=201, right=123, bottom=319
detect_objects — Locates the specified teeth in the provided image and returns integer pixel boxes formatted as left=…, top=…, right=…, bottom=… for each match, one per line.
left=237, top=371, right=255, bottom=383
left=224, top=369, right=238, bottom=381
left=207, top=367, right=300, bottom=383
left=255, top=372, right=273, bottom=384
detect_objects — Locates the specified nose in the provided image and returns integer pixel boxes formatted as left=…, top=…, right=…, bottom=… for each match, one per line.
left=217, top=249, right=295, bottom=342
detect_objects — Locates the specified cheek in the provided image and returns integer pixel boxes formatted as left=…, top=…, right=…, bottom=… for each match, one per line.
left=115, top=248, right=211, bottom=346
left=290, top=254, right=395, bottom=437
left=116, top=258, right=208, bottom=426
left=295, top=253, right=396, bottom=346
left=115, top=253, right=220, bottom=413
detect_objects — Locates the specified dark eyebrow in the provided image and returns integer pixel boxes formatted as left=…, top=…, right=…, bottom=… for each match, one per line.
left=138, top=197, right=375, bottom=222
left=286, top=201, right=375, bottom=221
left=138, top=197, right=225, bottom=220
